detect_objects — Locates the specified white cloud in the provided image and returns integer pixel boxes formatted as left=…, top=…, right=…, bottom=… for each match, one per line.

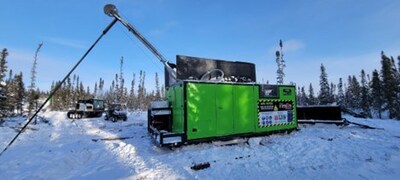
left=148, top=21, right=179, bottom=38
left=43, top=36, right=87, bottom=50
left=270, top=39, right=305, bottom=54
left=283, top=39, right=306, bottom=52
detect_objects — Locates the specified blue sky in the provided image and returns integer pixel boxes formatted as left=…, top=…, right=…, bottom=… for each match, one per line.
left=1, top=0, right=400, bottom=92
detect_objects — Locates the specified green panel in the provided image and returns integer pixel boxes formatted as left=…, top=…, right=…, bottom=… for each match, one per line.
left=186, top=83, right=217, bottom=140
left=216, top=84, right=234, bottom=136
left=184, top=83, right=297, bottom=141
left=170, top=85, right=184, bottom=133
left=233, top=85, right=257, bottom=134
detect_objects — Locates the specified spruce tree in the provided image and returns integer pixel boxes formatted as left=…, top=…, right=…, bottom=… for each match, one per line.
left=393, top=56, right=400, bottom=119
left=94, top=82, right=98, bottom=98
left=345, top=75, right=362, bottom=110
left=66, top=76, right=72, bottom=108
left=396, top=56, right=400, bottom=78
left=330, top=82, right=336, bottom=103
left=360, top=69, right=371, bottom=117
left=106, top=80, right=115, bottom=105
left=318, top=64, right=332, bottom=105
left=129, top=73, right=136, bottom=110
left=161, top=85, right=165, bottom=98
left=79, top=82, right=85, bottom=99
left=76, top=75, right=80, bottom=99
left=297, top=86, right=308, bottom=106
left=308, top=83, right=317, bottom=105
left=60, top=82, right=67, bottom=110
left=98, top=77, right=104, bottom=99
left=72, top=74, right=77, bottom=104
left=50, top=81, right=62, bottom=110
left=0, top=48, right=9, bottom=118
left=351, top=75, right=362, bottom=110
left=6, top=71, right=16, bottom=113
left=397, top=56, right=400, bottom=119
left=380, top=51, right=398, bottom=119
left=337, top=78, right=345, bottom=107
left=155, top=72, right=161, bottom=99
left=5, top=70, right=13, bottom=113
left=6, top=72, right=24, bottom=114
left=137, top=70, right=146, bottom=109
left=15, top=73, right=25, bottom=114
left=296, top=87, right=301, bottom=105
left=7, top=69, right=13, bottom=85
left=86, top=86, right=91, bottom=99
left=50, top=81, right=55, bottom=110
left=123, top=87, right=128, bottom=105
left=344, top=76, right=352, bottom=108
left=118, top=56, right=125, bottom=102
left=370, top=69, right=383, bottom=119
left=0, top=48, right=7, bottom=83
left=114, top=73, right=119, bottom=101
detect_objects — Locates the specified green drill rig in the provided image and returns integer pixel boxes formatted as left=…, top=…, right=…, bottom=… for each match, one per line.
left=104, top=4, right=297, bottom=146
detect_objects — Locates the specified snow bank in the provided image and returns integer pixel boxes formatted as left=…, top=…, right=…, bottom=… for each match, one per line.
left=0, top=113, right=400, bottom=179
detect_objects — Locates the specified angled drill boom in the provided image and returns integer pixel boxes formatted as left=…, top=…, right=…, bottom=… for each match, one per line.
left=104, top=4, right=177, bottom=80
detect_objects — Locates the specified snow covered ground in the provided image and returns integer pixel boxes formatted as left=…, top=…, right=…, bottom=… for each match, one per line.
left=1, top=112, right=400, bottom=179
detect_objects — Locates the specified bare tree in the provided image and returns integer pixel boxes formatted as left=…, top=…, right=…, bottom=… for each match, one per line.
left=155, top=72, right=161, bottom=99
left=28, top=43, right=43, bottom=115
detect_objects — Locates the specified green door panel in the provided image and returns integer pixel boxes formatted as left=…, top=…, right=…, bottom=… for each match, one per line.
left=233, top=85, right=256, bottom=134
left=216, top=84, right=234, bottom=136
left=171, top=85, right=184, bottom=133
left=186, top=83, right=217, bottom=140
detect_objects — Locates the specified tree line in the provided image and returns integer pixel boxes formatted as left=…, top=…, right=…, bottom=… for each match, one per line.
left=0, top=46, right=164, bottom=121
left=1, top=44, right=400, bottom=120
left=49, top=68, right=164, bottom=111
left=297, top=51, right=400, bottom=120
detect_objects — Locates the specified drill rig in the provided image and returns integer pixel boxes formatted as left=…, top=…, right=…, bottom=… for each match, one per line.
left=104, top=4, right=374, bottom=147
left=0, top=4, right=347, bottom=156
left=104, top=4, right=298, bottom=146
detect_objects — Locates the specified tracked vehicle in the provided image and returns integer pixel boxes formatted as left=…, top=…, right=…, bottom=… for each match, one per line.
left=67, top=99, right=105, bottom=119
left=104, top=103, right=128, bottom=122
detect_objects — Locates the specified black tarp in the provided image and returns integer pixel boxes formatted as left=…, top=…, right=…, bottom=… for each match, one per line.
left=165, top=55, right=256, bottom=87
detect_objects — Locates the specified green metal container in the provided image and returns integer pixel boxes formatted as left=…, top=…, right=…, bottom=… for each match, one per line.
left=165, top=81, right=297, bottom=143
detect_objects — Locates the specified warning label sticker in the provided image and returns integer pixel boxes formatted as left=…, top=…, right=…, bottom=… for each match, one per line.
left=259, top=111, right=293, bottom=126
left=258, top=100, right=294, bottom=127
